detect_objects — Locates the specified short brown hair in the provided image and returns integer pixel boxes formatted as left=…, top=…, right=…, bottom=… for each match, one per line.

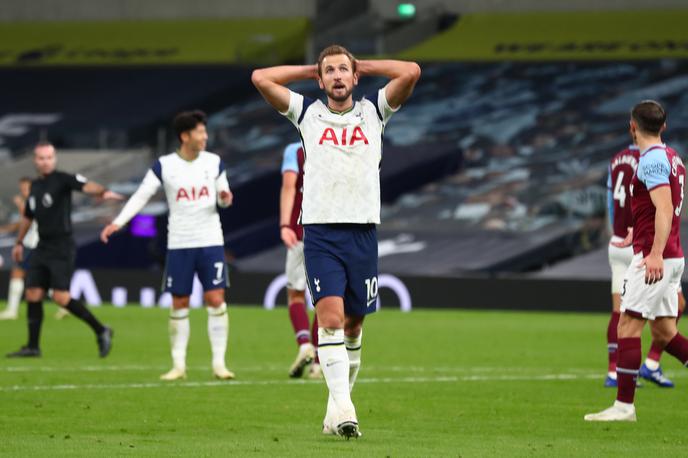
left=631, top=100, right=666, bottom=135
left=317, top=44, right=356, bottom=76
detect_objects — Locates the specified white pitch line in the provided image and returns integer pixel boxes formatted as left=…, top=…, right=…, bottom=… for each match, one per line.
left=0, top=372, right=656, bottom=393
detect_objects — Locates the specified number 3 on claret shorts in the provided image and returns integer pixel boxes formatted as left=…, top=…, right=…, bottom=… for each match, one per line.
left=365, top=277, right=378, bottom=307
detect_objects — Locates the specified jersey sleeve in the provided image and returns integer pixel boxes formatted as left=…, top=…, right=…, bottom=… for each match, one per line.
left=281, top=143, right=301, bottom=174
left=64, top=172, right=88, bottom=191
left=24, top=195, right=35, bottom=219
left=366, top=87, right=400, bottom=125
left=279, top=90, right=315, bottom=127
left=607, top=165, right=614, bottom=226
left=112, top=168, right=162, bottom=227
left=638, top=149, right=671, bottom=190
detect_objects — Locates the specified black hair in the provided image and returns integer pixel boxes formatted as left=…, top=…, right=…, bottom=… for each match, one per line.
left=631, top=100, right=666, bottom=135
left=172, top=110, right=207, bottom=142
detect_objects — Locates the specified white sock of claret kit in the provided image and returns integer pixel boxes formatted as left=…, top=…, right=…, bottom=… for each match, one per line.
left=207, top=303, right=229, bottom=370
left=318, top=328, right=356, bottom=422
left=0, top=278, right=24, bottom=318
left=169, top=307, right=190, bottom=371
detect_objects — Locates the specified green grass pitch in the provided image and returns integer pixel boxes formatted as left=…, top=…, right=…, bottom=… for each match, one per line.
left=1, top=304, right=687, bottom=457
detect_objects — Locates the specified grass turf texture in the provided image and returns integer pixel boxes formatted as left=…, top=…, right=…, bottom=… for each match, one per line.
left=0, top=304, right=687, bottom=457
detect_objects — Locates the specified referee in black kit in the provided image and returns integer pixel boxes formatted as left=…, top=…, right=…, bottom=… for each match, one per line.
left=7, top=142, right=123, bottom=358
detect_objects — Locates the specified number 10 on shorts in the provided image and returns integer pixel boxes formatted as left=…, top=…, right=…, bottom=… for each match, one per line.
left=365, top=276, right=378, bottom=307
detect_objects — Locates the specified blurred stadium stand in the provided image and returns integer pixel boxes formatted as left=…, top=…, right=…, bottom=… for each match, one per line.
left=2, top=3, right=688, bottom=305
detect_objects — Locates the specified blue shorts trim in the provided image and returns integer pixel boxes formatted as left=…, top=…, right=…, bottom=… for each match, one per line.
left=303, top=224, right=378, bottom=316
left=163, top=245, right=227, bottom=296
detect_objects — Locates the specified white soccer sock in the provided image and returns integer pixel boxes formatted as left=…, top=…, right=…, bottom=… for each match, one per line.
left=5, top=278, right=24, bottom=315
left=345, top=330, right=362, bottom=392
left=318, top=328, right=356, bottom=420
left=169, top=308, right=190, bottom=371
left=207, top=303, right=229, bottom=369
left=644, top=358, right=660, bottom=371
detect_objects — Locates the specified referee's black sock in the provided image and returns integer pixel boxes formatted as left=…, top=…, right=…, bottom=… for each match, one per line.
left=66, top=299, right=105, bottom=335
left=27, top=301, right=44, bottom=349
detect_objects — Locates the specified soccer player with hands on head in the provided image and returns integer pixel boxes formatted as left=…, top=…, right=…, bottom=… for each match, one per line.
left=253, top=45, right=420, bottom=438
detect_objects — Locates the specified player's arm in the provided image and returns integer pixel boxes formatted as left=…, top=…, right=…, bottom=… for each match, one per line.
left=251, top=65, right=318, bottom=113
left=12, top=215, right=33, bottom=262
left=357, top=59, right=421, bottom=109
left=215, top=161, right=233, bottom=208
left=280, top=171, right=298, bottom=248
left=648, top=185, right=673, bottom=259
left=606, top=166, right=614, bottom=233
left=82, top=181, right=123, bottom=201
left=100, top=170, right=161, bottom=243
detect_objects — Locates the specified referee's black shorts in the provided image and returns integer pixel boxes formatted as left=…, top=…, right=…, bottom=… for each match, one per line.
left=25, top=239, right=75, bottom=291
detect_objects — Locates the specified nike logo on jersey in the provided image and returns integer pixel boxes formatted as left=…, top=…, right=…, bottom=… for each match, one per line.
left=318, top=127, right=369, bottom=146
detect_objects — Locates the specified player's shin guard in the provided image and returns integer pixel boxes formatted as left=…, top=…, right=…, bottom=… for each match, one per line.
left=607, top=311, right=620, bottom=373
left=345, top=330, right=362, bottom=392
left=616, top=337, right=641, bottom=404
left=27, top=301, right=43, bottom=349
left=318, top=328, right=356, bottom=418
left=169, top=308, right=190, bottom=370
left=288, top=302, right=311, bottom=346
left=5, top=278, right=24, bottom=316
left=207, top=303, right=229, bottom=370
left=66, top=299, right=105, bottom=334
left=665, top=333, right=688, bottom=366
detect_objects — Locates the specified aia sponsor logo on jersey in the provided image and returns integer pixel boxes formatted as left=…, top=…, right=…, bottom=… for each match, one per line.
left=318, top=127, right=369, bottom=146
left=176, top=186, right=209, bottom=201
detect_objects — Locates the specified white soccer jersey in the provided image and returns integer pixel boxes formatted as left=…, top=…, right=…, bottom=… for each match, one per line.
left=113, top=151, right=230, bottom=249
left=281, top=88, right=398, bottom=224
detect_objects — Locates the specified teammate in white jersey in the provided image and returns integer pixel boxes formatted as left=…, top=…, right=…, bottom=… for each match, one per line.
left=0, top=177, right=39, bottom=320
left=101, top=110, right=235, bottom=381
left=252, top=45, right=420, bottom=438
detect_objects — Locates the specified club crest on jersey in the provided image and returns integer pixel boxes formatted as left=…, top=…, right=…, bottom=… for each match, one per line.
left=318, top=127, right=369, bottom=146
left=176, top=186, right=209, bottom=201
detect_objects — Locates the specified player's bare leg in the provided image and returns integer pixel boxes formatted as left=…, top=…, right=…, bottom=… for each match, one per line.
left=317, top=296, right=360, bottom=439
left=205, top=289, right=233, bottom=380
left=586, top=312, right=645, bottom=421
left=641, top=292, right=685, bottom=387
left=308, top=313, right=323, bottom=379
left=287, top=288, right=315, bottom=378
left=0, top=267, right=25, bottom=320
left=161, top=295, right=190, bottom=380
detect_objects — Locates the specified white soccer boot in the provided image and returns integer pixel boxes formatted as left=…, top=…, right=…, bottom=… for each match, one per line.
left=0, top=309, right=18, bottom=320
left=160, top=367, right=187, bottom=381
left=54, top=307, right=70, bottom=320
left=308, top=362, right=323, bottom=380
left=584, top=401, right=637, bottom=422
left=213, top=365, right=235, bottom=380
left=289, top=343, right=315, bottom=378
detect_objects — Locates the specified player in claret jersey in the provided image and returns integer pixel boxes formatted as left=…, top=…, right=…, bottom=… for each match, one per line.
left=253, top=45, right=420, bottom=438
left=101, top=110, right=235, bottom=381
left=586, top=100, right=688, bottom=422
left=280, top=141, right=321, bottom=379
left=605, top=146, right=685, bottom=388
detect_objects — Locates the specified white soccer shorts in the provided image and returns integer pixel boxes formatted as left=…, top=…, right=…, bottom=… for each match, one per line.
left=621, top=253, right=685, bottom=320
left=609, top=236, right=634, bottom=294
left=285, top=241, right=307, bottom=291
